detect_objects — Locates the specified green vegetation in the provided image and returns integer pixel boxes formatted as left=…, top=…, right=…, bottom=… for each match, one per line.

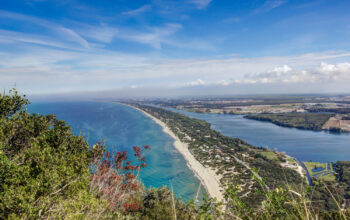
left=304, top=162, right=336, bottom=181
left=300, top=161, right=350, bottom=211
left=0, top=89, right=105, bottom=219
left=260, top=151, right=279, bottom=161
left=287, top=157, right=296, bottom=163
left=304, top=162, right=328, bottom=175
left=245, top=112, right=333, bottom=131
left=320, top=174, right=337, bottom=182
left=1, top=90, right=349, bottom=219
left=308, top=107, right=350, bottom=114
left=308, top=161, right=350, bottom=212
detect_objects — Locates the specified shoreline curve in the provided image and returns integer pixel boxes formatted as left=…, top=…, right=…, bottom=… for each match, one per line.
left=128, top=104, right=224, bottom=202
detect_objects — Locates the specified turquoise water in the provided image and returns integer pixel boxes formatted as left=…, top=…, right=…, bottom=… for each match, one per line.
left=27, top=101, right=350, bottom=200
left=28, top=102, right=204, bottom=201
left=164, top=108, right=350, bottom=163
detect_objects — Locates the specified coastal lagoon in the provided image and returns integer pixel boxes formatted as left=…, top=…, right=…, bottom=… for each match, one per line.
left=28, top=101, right=350, bottom=200
left=166, top=108, right=350, bottom=163
left=28, top=102, right=205, bottom=201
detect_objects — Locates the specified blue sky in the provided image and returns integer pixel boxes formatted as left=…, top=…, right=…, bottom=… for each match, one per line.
left=1, top=0, right=350, bottom=97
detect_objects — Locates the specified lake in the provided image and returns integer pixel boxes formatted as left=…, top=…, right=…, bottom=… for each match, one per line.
left=165, top=108, right=350, bottom=163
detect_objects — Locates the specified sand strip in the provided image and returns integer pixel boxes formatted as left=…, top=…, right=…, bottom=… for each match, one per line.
left=130, top=105, right=224, bottom=202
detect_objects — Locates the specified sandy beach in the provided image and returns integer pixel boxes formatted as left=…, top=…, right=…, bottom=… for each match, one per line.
left=131, top=105, right=224, bottom=202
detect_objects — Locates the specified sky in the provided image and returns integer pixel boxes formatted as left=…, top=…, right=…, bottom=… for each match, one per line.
left=1, top=0, right=350, bottom=98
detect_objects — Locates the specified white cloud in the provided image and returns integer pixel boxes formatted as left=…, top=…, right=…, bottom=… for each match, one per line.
left=317, top=62, right=350, bottom=73
left=189, top=0, right=212, bottom=9
left=314, top=62, right=350, bottom=80
left=77, top=25, right=118, bottom=43
left=244, top=62, right=350, bottom=84
left=76, top=22, right=212, bottom=50
left=253, top=0, right=287, bottom=14
left=0, top=10, right=89, bottom=49
left=217, top=80, right=231, bottom=86
left=116, top=23, right=183, bottom=49
left=54, top=27, right=89, bottom=49
left=0, top=29, right=87, bottom=51
left=187, top=79, right=205, bottom=86
left=0, top=10, right=214, bottom=52
left=1, top=43, right=350, bottom=95
left=270, top=65, right=292, bottom=74
left=123, top=5, right=151, bottom=16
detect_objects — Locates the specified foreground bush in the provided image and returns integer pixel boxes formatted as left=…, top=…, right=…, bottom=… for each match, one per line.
left=0, top=89, right=107, bottom=219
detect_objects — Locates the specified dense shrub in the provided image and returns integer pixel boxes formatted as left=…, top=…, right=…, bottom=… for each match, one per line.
left=0, top=89, right=106, bottom=219
left=245, top=113, right=332, bottom=131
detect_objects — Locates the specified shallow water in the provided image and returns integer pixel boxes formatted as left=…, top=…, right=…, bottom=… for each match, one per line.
left=28, top=102, right=205, bottom=201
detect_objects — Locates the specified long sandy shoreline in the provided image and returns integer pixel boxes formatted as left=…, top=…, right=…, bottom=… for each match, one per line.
left=128, top=105, right=224, bottom=202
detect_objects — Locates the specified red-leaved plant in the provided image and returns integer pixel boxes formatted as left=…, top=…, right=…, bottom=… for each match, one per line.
left=90, top=144, right=150, bottom=212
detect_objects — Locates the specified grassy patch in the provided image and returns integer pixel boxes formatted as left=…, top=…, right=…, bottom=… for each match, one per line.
left=304, top=162, right=327, bottom=175
left=287, top=158, right=296, bottom=164
left=320, top=173, right=336, bottom=182
left=304, top=162, right=336, bottom=182
left=261, top=151, right=279, bottom=161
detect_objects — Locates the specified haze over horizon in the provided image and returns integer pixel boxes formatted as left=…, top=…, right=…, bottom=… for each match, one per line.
left=1, top=0, right=350, bottom=98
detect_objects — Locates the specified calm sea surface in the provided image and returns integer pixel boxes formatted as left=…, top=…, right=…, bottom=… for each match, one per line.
left=28, top=101, right=350, bottom=199
left=165, top=108, right=350, bottom=163
left=28, top=102, right=205, bottom=201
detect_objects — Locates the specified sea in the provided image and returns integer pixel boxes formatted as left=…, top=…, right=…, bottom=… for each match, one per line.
left=28, top=101, right=205, bottom=201
left=28, top=101, right=350, bottom=199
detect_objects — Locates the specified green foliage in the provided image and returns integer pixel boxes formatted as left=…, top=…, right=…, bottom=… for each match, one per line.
left=222, top=173, right=350, bottom=220
left=337, top=161, right=350, bottom=184
left=0, top=89, right=104, bottom=219
left=308, top=107, right=350, bottom=114
left=0, top=88, right=29, bottom=118
left=245, top=113, right=332, bottom=131
left=141, top=187, right=192, bottom=219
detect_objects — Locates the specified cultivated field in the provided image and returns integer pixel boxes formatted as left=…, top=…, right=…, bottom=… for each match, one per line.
left=322, top=116, right=350, bottom=132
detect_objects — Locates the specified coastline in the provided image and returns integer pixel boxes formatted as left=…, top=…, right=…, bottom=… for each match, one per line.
left=128, top=104, right=224, bottom=202
left=245, top=114, right=350, bottom=134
